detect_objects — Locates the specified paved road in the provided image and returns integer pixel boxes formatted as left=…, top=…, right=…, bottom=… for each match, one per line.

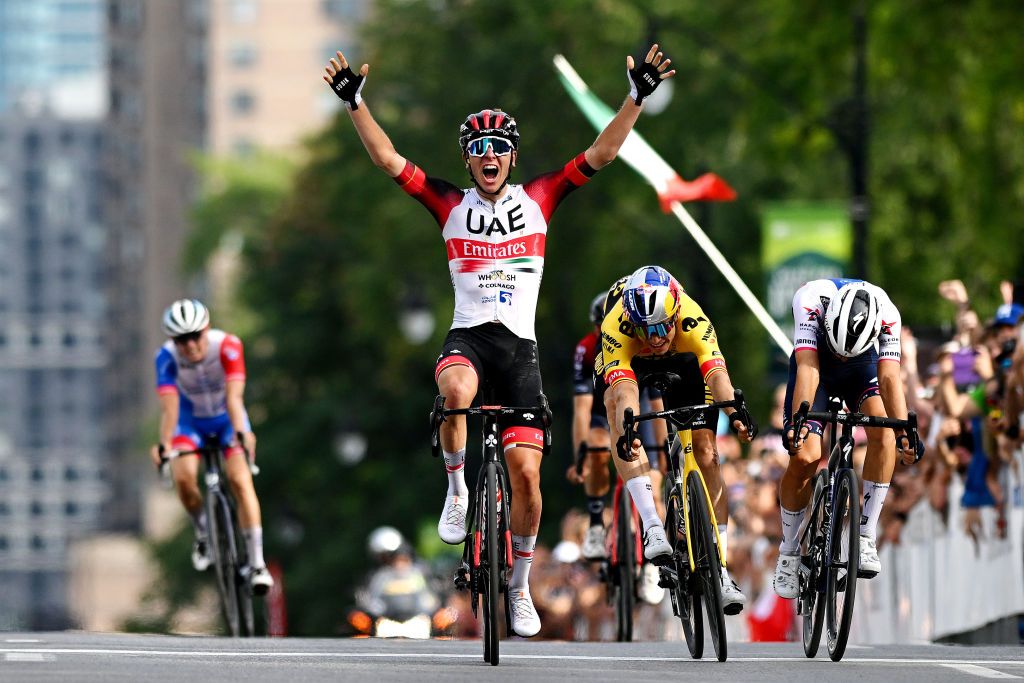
left=2, top=632, right=1022, bottom=681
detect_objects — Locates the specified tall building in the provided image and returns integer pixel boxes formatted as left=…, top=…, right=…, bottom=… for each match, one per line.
left=0, top=0, right=108, bottom=630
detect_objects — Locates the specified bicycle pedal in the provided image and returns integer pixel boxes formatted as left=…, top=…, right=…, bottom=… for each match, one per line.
left=649, top=553, right=673, bottom=568
left=657, top=567, right=678, bottom=589
left=856, top=568, right=878, bottom=579
left=453, top=565, right=470, bottom=590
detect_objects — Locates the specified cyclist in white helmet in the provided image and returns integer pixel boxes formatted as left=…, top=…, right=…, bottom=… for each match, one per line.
left=772, top=279, right=917, bottom=600
left=323, top=42, right=675, bottom=638
left=151, top=299, right=273, bottom=594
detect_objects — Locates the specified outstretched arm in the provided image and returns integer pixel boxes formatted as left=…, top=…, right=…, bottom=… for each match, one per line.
left=584, top=43, right=676, bottom=170
left=323, top=51, right=407, bottom=178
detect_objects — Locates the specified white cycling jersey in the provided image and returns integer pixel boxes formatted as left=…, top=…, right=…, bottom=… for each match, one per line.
left=394, top=154, right=596, bottom=341
left=791, top=278, right=902, bottom=362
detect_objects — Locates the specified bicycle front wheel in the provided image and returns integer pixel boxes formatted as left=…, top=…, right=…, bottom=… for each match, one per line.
left=667, top=491, right=702, bottom=658
left=687, top=471, right=727, bottom=662
left=614, top=486, right=636, bottom=642
left=825, top=468, right=860, bottom=662
left=231, top=508, right=256, bottom=637
left=209, top=494, right=241, bottom=637
left=801, top=469, right=828, bottom=658
left=483, top=461, right=501, bottom=666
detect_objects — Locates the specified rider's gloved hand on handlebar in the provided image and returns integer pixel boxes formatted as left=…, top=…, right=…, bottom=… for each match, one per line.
left=150, top=443, right=171, bottom=469
left=896, top=431, right=923, bottom=465
left=728, top=409, right=758, bottom=442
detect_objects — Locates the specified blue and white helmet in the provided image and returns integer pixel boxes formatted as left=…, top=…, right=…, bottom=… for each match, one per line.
left=161, top=299, right=210, bottom=337
left=622, top=265, right=683, bottom=339
left=824, top=284, right=881, bottom=357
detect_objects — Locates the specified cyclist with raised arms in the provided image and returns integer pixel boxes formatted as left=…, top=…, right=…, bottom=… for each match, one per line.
left=150, top=299, right=273, bottom=594
left=772, top=279, right=917, bottom=600
left=323, top=44, right=675, bottom=637
left=595, top=265, right=755, bottom=615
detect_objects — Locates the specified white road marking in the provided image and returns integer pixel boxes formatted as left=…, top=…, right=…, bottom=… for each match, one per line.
left=4, top=639, right=41, bottom=643
left=0, top=648, right=1022, bottom=668
left=941, top=664, right=1020, bottom=679
left=4, top=652, right=50, bottom=662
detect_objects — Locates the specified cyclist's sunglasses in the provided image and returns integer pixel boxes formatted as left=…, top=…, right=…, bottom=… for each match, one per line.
left=635, top=317, right=677, bottom=340
left=466, top=136, right=514, bottom=157
left=172, top=331, right=203, bottom=345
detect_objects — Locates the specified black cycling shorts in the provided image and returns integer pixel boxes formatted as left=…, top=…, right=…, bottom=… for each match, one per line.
left=434, top=323, right=544, bottom=431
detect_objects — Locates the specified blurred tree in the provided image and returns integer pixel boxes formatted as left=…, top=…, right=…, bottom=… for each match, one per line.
left=145, top=0, right=1024, bottom=635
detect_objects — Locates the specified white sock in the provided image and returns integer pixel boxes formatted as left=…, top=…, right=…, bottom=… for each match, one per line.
left=243, top=526, right=266, bottom=568
left=717, top=524, right=729, bottom=562
left=859, top=480, right=890, bottom=540
left=510, top=534, right=537, bottom=590
left=625, top=476, right=662, bottom=533
left=189, top=509, right=207, bottom=538
left=780, top=506, right=805, bottom=554
left=443, top=448, right=468, bottom=497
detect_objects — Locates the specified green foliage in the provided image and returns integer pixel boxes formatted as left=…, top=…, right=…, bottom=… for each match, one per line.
left=151, top=0, right=1024, bottom=635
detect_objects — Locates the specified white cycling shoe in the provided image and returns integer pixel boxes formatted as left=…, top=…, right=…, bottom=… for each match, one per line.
left=858, top=534, right=881, bottom=578
left=638, top=563, right=665, bottom=604
left=249, top=566, right=274, bottom=596
left=642, top=524, right=672, bottom=562
left=438, top=494, right=468, bottom=545
left=509, top=589, right=541, bottom=637
left=191, top=537, right=212, bottom=572
left=773, top=551, right=800, bottom=599
left=581, top=524, right=606, bottom=560
left=721, top=569, right=747, bottom=615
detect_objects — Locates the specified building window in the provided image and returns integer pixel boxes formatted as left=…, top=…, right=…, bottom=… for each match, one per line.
left=228, top=42, right=258, bottom=68
left=230, top=90, right=256, bottom=115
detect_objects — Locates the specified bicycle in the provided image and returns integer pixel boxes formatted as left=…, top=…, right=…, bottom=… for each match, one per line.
left=430, top=394, right=552, bottom=666
left=623, top=380, right=755, bottom=662
left=791, top=399, right=920, bottom=662
left=159, top=440, right=262, bottom=637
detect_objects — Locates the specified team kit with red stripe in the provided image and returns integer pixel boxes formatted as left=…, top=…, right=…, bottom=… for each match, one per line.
left=398, top=152, right=597, bottom=440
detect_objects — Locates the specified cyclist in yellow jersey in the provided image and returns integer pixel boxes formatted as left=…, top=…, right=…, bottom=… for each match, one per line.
left=594, top=265, right=755, bottom=614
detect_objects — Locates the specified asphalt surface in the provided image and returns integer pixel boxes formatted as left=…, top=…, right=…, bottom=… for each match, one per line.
left=2, top=632, right=1022, bottom=681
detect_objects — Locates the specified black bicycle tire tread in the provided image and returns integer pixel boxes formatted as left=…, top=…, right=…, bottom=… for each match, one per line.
left=688, top=471, right=727, bottom=662
left=485, top=462, right=501, bottom=665
left=826, top=469, right=859, bottom=662
left=802, top=469, right=828, bottom=658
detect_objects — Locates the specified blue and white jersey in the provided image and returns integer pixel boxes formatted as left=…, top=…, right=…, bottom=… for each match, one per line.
left=791, top=278, right=902, bottom=363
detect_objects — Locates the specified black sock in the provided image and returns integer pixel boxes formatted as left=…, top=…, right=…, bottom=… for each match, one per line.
left=587, top=497, right=605, bottom=527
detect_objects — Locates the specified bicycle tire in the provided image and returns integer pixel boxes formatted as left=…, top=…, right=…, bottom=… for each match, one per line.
left=614, top=485, right=635, bottom=642
left=825, top=468, right=859, bottom=662
left=231, top=507, right=256, bottom=637
left=484, top=461, right=501, bottom=666
left=209, top=494, right=241, bottom=637
left=801, top=469, right=828, bottom=658
left=688, top=471, right=727, bottom=662
left=667, top=491, right=702, bottom=658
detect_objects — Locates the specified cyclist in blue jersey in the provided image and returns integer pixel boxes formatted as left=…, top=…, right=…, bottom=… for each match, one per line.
left=773, top=279, right=918, bottom=599
left=150, top=299, right=273, bottom=594
left=323, top=43, right=675, bottom=637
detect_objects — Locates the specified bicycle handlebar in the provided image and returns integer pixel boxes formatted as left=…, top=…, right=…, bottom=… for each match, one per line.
left=621, top=389, right=753, bottom=462
left=790, top=400, right=923, bottom=464
left=429, top=393, right=553, bottom=459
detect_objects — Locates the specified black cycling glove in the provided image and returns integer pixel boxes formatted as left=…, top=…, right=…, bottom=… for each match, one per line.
left=627, top=59, right=664, bottom=105
left=328, top=64, right=365, bottom=111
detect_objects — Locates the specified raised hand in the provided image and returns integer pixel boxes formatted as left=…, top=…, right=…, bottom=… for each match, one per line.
left=626, top=43, right=676, bottom=105
left=323, top=50, right=368, bottom=110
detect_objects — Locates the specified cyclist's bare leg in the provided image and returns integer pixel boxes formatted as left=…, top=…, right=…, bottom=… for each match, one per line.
left=171, top=456, right=203, bottom=515
left=436, top=364, right=478, bottom=453
left=649, top=468, right=665, bottom=520
left=779, top=432, right=823, bottom=511
left=505, top=446, right=543, bottom=535
left=693, top=429, right=726, bottom=524
left=859, top=395, right=896, bottom=485
left=582, top=425, right=611, bottom=498
left=225, top=453, right=262, bottom=529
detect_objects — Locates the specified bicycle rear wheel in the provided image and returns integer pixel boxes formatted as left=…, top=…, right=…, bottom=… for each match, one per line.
left=801, top=470, right=828, bottom=658
left=209, top=494, right=241, bottom=637
left=614, top=486, right=636, bottom=642
left=667, top=491, right=702, bottom=658
left=483, top=461, right=501, bottom=666
left=688, top=471, right=727, bottom=662
left=825, top=468, right=859, bottom=662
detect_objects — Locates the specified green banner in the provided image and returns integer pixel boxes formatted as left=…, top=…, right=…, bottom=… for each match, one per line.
left=762, top=202, right=851, bottom=327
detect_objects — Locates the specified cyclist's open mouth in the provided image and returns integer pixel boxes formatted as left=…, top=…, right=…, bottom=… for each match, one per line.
left=482, top=164, right=500, bottom=182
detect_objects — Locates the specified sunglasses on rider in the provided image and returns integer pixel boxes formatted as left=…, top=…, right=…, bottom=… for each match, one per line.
left=172, top=331, right=203, bottom=345
left=465, top=136, right=514, bottom=157
left=635, top=317, right=677, bottom=340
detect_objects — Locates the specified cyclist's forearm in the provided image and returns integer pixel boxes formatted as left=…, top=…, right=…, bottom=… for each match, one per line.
left=572, top=394, right=592, bottom=451
left=584, top=98, right=641, bottom=170
left=349, top=105, right=406, bottom=176
left=791, top=353, right=820, bottom=415
left=706, top=371, right=736, bottom=413
left=878, top=364, right=908, bottom=422
left=157, top=393, right=178, bottom=447
left=225, top=381, right=249, bottom=435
